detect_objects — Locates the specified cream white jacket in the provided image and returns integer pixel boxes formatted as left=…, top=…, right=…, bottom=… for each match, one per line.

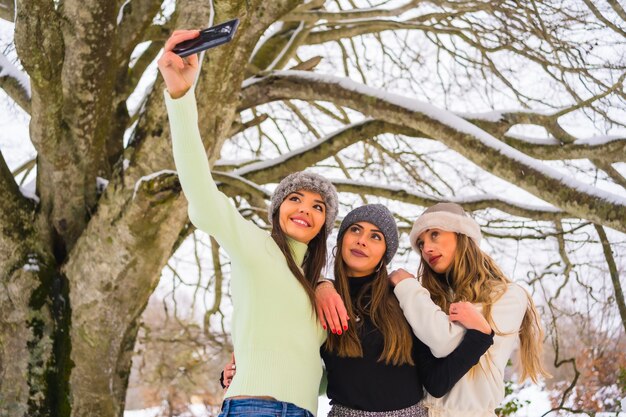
left=394, top=279, right=528, bottom=417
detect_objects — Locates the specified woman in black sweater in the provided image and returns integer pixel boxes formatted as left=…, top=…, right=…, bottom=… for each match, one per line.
left=319, top=204, right=493, bottom=416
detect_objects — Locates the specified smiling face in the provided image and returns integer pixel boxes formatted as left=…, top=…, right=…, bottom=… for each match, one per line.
left=340, top=222, right=387, bottom=277
left=416, top=228, right=458, bottom=274
left=278, top=190, right=326, bottom=244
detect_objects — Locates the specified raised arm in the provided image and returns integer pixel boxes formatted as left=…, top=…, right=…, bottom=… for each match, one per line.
left=390, top=269, right=465, bottom=357
left=158, top=31, right=257, bottom=256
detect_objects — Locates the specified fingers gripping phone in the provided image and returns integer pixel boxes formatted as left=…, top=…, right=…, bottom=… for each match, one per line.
left=173, top=18, right=240, bottom=57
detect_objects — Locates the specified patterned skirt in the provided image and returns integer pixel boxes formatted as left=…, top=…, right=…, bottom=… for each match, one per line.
left=328, top=402, right=428, bottom=417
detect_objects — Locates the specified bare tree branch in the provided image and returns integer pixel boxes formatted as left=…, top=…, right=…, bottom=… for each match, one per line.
left=497, top=134, right=625, bottom=163
left=305, top=20, right=465, bottom=46
left=0, top=54, right=31, bottom=113
left=283, top=0, right=421, bottom=22
left=592, top=159, right=626, bottom=190
left=213, top=139, right=565, bottom=222
left=212, top=169, right=562, bottom=226
left=595, top=224, right=626, bottom=334
left=0, top=151, right=33, bottom=245
left=115, top=0, right=164, bottom=61
left=332, top=178, right=563, bottom=221
left=607, top=0, right=626, bottom=23
left=582, top=0, right=626, bottom=37
left=0, top=0, right=14, bottom=22
left=125, top=41, right=163, bottom=98
left=233, top=118, right=409, bottom=183
left=14, top=0, right=63, bottom=90
left=240, top=70, right=626, bottom=231
left=204, top=236, right=224, bottom=334
left=10, top=157, right=36, bottom=186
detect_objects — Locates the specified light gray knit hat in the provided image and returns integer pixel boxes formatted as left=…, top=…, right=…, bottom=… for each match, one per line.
left=268, top=171, right=338, bottom=235
left=337, top=204, right=399, bottom=264
left=409, top=202, right=482, bottom=252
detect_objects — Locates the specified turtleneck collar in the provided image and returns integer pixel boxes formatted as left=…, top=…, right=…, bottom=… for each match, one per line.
left=287, top=236, right=309, bottom=266
left=348, top=271, right=377, bottom=297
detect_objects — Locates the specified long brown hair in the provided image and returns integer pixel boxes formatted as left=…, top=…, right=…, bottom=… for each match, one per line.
left=270, top=210, right=327, bottom=315
left=419, top=233, right=549, bottom=382
left=325, top=237, right=414, bottom=365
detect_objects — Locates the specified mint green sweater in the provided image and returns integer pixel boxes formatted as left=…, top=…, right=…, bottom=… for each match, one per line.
left=165, top=90, right=326, bottom=415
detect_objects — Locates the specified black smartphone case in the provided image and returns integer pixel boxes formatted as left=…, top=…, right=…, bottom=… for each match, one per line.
left=173, top=18, right=240, bottom=57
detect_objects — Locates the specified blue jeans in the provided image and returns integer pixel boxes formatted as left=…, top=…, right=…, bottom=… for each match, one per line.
left=219, top=398, right=314, bottom=417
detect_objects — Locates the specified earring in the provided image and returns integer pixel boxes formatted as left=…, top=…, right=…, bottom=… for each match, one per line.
left=332, top=246, right=338, bottom=257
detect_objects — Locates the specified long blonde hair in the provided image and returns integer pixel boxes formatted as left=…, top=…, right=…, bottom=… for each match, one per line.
left=325, top=238, right=414, bottom=366
left=419, top=233, right=549, bottom=382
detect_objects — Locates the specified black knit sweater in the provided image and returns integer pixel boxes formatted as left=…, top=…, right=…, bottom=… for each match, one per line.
left=321, top=273, right=494, bottom=412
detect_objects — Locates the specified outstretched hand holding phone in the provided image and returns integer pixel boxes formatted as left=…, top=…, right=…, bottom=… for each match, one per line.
left=158, top=30, right=202, bottom=98
left=157, top=30, right=201, bottom=99
left=158, top=20, right=239, bottom=99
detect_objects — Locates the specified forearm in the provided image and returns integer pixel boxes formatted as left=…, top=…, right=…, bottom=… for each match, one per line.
left=164, top=89, right=255, bottom=254
left=165, top=89, right=218, bottom=216
left=416, top=329, right=494, bottom=398
left=394, top=279, right=465, bottom=357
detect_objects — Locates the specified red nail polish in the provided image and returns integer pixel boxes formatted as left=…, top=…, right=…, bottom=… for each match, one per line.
left=323, top=325, right=327, bottom=330
left=343, top=325, right=348, bottom=330
left=337, top=330, right=342, bottom=335
left=331, top=329, right=336, bottom=334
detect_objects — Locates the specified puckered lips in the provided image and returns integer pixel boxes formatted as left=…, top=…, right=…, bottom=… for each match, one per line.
left=290, top=215, right=311, bottom=227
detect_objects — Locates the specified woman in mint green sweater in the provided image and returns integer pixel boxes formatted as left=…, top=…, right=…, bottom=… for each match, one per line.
left=158, top=30, right=338, bottom=417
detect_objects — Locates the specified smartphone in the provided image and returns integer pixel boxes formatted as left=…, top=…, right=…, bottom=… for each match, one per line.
left=173, top=18, right=240, bottom=57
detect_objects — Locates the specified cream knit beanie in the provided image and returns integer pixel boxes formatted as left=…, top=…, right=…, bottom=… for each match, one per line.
left=409, top=202, right=482, bottom=252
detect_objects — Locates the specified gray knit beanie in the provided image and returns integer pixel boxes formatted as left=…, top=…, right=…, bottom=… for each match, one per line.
left=337, top=204, right=399, bottom=264
left=409, top=202, right=482, bottom=253
left=268, top=171, right=338, bottom=235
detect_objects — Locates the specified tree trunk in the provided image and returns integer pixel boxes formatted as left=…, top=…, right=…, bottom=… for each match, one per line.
left=0, top=1, right=302, bottom=416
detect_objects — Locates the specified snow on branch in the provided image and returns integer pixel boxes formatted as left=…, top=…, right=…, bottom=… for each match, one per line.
left=283, top=0, right=420, bottom=23
left=212, top=171, right=270, bottom=200
left=232, top=119, right=402, bottom=184
left=332, top=178, right=562, bottom=222
left=240, top=70, right=626, bottom=232
left=0, top=53, right=31, bottom=97
left=116, top=0, right=131, bottom=25
left=499, top=133, right=625, bottom=162
left=0, top=53, right=32, bottom=112
left=132, top=170, right=177, bottom=199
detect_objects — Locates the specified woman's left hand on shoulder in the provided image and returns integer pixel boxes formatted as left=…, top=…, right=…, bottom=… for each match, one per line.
left=388, top=268, right=415, bottom=287
left=316, top=281, right=349, bottom=334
